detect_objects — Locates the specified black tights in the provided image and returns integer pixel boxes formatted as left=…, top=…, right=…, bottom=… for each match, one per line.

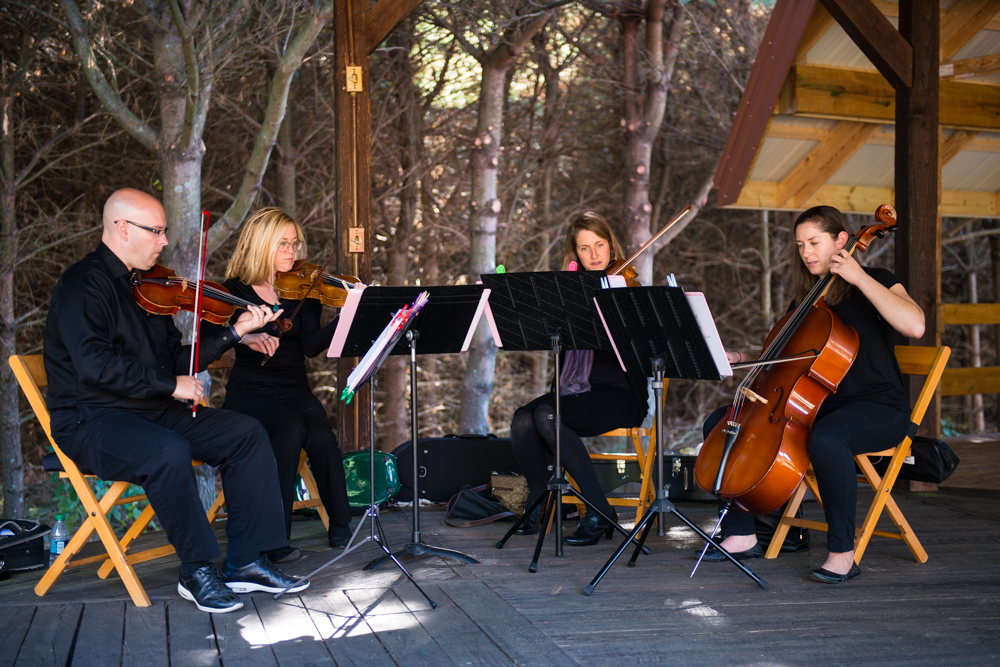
left=703, top=400, right=910, bottom=552
left=510, top=387, right=645, bottom=518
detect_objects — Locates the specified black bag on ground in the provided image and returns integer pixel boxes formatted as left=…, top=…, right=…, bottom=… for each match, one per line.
left=863, top=436, right=960, bottom=484
left=753, top=504, right=810, bottom=553
left=393, top=434, right=521, bottom=502
left=444, top=484, right=513, bottom=527
left=0, top=519, right=51, bottom=572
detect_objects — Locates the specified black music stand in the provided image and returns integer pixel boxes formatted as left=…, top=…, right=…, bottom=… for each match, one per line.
left=483, top=271, right=649, bottom=573
left=354, top=286, right=489, bottom=570
left=582, top=286, right=767, bottom=594
left=274, top=290, right=437, bottom=608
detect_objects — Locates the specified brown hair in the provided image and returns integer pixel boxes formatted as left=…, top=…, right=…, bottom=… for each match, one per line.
left=225, top=207, right=305, bottom=285
left=790, top=205, right=854, bottom=306
left=560, top=211, right=626, bottom=270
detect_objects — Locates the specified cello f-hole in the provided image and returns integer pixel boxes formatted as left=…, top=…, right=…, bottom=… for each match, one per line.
left=769, top=386, right=784, bottom=424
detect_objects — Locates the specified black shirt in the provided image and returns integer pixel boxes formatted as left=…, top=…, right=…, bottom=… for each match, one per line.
left=797, top=267, right=910, bottom=414
left=556, top=349, right=648, bottom=411
left=43, top=242, right=239, bottom=413
left=203, top=279, right=338, bottom=395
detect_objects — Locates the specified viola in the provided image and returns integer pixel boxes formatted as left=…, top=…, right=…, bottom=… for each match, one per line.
left=132, top=264, right=281, bottom=326
left=607, top=205, right=693, bottom=287
left=607, top=260, right=641, bottom=287
left=273, top=260, right=363, bottom=308
left=693, top=204, right=897, bottom=514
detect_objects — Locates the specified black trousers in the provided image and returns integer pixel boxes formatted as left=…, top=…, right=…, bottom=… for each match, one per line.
left=50, top=402, right=287, bottom=564
left=223, top=390, right=352, bottom=537
left=511, top=386, right=646, bottom=517
left=702, top=400, right=910, bottom=552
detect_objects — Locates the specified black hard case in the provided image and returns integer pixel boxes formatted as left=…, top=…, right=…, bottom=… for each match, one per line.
left=392, top=434, right=521, bottom=502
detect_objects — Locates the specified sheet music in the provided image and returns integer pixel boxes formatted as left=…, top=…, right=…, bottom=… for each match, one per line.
left=463, top=288, right=492, bottom=352
left=328, top=287, right=365, bottom=358
left=685, top=292, right=733, bottom=377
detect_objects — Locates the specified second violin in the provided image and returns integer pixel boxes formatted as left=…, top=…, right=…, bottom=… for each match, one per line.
left=274, top=260, right=363, bottom=308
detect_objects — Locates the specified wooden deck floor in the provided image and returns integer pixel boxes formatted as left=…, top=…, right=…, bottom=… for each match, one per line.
left=2, top=487, right=999, bottom=666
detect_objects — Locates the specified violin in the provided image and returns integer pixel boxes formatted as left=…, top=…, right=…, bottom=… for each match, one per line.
left=693, top=204, right=898, bottom=514
left=607, top=205, right=693, bottom=287
left=273, top=260, right=363, bottom=308
left=132, top=264, right=281, bottom=326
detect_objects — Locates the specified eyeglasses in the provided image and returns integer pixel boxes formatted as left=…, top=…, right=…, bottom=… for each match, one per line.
left=121, top=220, right=168, bottom=237
left=277, top=240, right=303, bottom=253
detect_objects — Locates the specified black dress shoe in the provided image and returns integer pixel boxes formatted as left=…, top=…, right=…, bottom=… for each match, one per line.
left=696, top=542, right=763, bottom=562
left=178, top=564, right=244, bottom=613
left=564, top=509, right=617, bottom=546
left=328, top=523, right=353, bottom=548
left=223, top=555, right=310, bottom=594
left=515, top=505, right=542, bottom=536
left=810, top=562, right=861, bottom=584
left=265, top=545, right=300, bottom=564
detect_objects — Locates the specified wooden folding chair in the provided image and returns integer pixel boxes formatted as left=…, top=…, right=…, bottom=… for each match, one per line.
left=9, top=354, right=226, bottom=607
left=561, top=380, right=669, bottom=524
left=764, top=345, right=951, bottom=564
left=205, top=350, right=331, bottom=529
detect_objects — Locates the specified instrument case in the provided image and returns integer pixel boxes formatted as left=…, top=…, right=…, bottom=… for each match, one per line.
left=0, top=519, right=50, bottom=573
left=392, top=434, right=521, bottom=502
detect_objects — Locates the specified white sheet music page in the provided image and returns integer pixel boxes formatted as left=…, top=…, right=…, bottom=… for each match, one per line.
left=685, top=292, right=733, bottom=377
left=327, top=286, right=365, bottom=358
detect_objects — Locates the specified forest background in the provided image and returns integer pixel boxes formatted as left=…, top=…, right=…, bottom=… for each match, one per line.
left=1, top=0, right=994, bottom=524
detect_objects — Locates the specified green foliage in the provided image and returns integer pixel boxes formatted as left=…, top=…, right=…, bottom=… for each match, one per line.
left=44, top=474, right=159, bottom=537
left=941, top=417, right=962, bottom=438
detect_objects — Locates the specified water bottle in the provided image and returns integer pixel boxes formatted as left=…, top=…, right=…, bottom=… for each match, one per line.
left=49, top=514, right=71, bottom=565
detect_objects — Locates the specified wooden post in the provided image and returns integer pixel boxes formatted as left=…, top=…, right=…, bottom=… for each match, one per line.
left=895, top=0, right=941, bottom=438
left=334, top=0, right=372, bottom=452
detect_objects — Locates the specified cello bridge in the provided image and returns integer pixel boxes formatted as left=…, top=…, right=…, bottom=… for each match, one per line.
left=739, top=386, right=768, bottom=404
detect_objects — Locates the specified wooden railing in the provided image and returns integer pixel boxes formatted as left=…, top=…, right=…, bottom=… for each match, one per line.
left=938, top=303, right=1000, bottom=397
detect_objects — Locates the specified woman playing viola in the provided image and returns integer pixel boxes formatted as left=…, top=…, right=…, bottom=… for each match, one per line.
left=703, top=205, right=925, bottom=583
left=207, top=208, right=353, bottom=560
left=510, top=212, right=649, bottom=545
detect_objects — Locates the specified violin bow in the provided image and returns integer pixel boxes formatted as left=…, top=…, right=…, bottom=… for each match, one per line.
left=609, top=204, right=693, bottom=276
left=189, top=209, right=210, bottom=416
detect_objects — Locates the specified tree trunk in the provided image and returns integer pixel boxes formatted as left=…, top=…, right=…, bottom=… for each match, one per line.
left=967, top=235, right=984, bottom=433
left=0, top=95, right=23, bottom=518
left=990, top=224, right=1000, bottom=426
left=459, top=61, right=507, bottom=434
left=275, top=85, right=297, bottom=218
left=760, top=209, right=772, bottom=328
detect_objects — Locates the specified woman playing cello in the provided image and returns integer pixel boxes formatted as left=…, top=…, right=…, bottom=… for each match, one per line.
left=701, top=205, right=924, bottom=583
left=206, top=208, right=354, bottom=560
left=510, top=212, right=649, bottom=545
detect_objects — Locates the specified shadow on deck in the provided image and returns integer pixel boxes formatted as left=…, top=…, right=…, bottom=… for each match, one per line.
left=2, top=485, right=999, bottom=667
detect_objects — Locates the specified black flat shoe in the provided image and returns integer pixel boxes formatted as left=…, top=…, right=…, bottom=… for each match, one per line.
left=265, top=545, right=300, bottom=564
left=224, top=555, right=309, bottom=594
left=696, top=542, right=763, bottom=562
left=178, top=564, right=243, bottom=614
left=328, top=524, right=353, bottom=549
left=564, top=509, right=617, bottom=546
left=515, top=505, right=542, bottom=536
left=810, top=562, right=861, bottom=584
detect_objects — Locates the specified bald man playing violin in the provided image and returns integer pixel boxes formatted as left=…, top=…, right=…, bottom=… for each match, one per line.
left=43, top=188, right=308, bottom=613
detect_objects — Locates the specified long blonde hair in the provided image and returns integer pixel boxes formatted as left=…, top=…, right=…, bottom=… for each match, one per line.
left=790, top=205, right=854, bottom=306
left=560, top=211, right=626, bottom=270
left=226, top=207, right=305, bottom=285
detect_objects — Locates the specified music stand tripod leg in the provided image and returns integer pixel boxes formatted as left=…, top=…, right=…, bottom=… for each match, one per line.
left=276, top=380, right=437, bottom=608
left=367, top=330, right=478, bottom=570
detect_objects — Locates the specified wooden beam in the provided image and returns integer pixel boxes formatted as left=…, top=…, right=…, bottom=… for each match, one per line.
left=897, top=0, right=941, bottom=438
left=940, top=53, right=1000, bottom=80
left=941, top=367, right=1000, bottom=396
left=714, top=0, right=818, bottom=207
left=775, top=121, right=879, bottom=207
left=940, top=0, right=1000, bottom=61
left=367, top=0, right=425, bottom=54
left=795, top=3, right=836, bottom=63
left=781, top=64, right=1000, bottom=131
left=940, top=129, right=979, bottom=168
left=819, top=0, right=912, bottom=89
left=875, top=0, right=1000, bottom=32
left=731, top=181, right=1000, bottom=218
left=768, top=120, right=1000, bottom=151
left=941, top=302, right=1000, bottom=325
left=335, top=0, right=373, bottom=451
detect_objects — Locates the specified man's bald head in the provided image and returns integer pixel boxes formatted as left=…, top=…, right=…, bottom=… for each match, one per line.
left=102, top=189, right=169, bottom=271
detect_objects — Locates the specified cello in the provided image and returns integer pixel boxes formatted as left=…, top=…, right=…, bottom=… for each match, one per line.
left=694, top=204, right=898, bottom=515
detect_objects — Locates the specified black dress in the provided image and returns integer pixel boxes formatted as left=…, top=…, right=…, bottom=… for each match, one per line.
left=511, top=349, right=648, bottom=516
left=205, top=280, right=352, bottom=538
